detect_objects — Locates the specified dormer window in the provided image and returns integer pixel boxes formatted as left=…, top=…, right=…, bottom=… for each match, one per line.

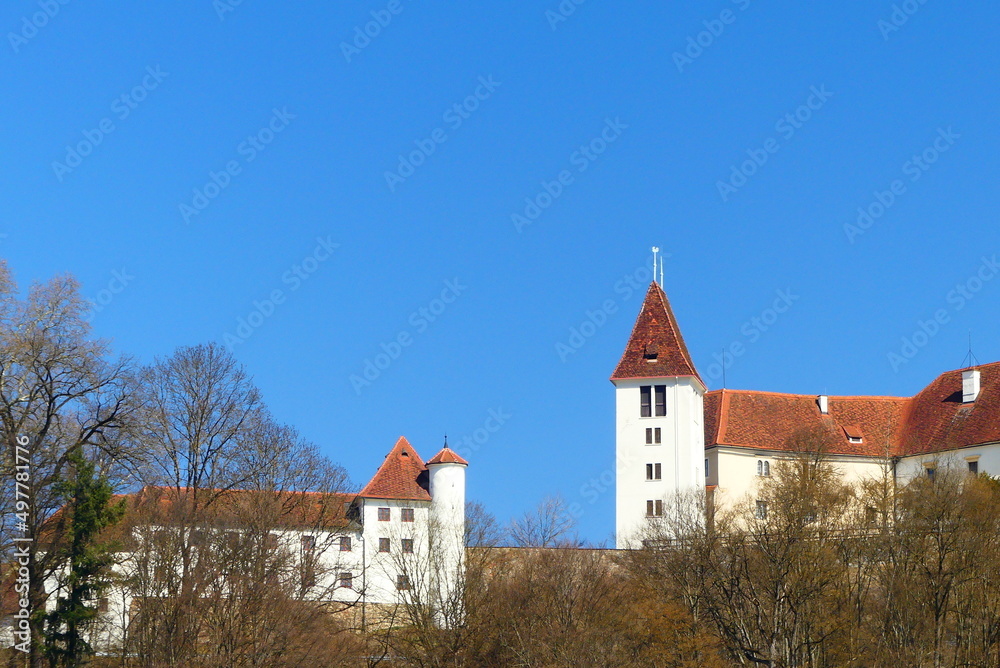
left=843, top=425, right=863, bottom=444
left=643, top=342, right=658, bottom=361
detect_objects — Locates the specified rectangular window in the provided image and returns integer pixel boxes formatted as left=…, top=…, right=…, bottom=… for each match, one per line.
left=756, top=500, right=768, bottom=519
left=402, top=538, right=414, bottom=554
left=98, top=597, right=109, bottom=613
left=645, top=463, right=662, bottom=480
left=654, top=427, right=661, bottom=444
left=377, top=507, right=390, bottom=521
left=969, top=460, right=979, bottom=474
left=300, top=535, right=315, bottom=553
left=339, top=572, right=353, bottom=589
left=379, top=538, right=390, bottom=553
left=645, top=428, right=652, bottom=444
left=926, top=467, right=936, bottom=480
left=640, top=386, right=651, bottom=417
left=265, top=533, right=278, bottom=551
left=705, top=458, right=710, bottom=478
left=339, top=536, right=352, bottom=552
left=654, top=385, right=667, bottom=416
left=397, top=574, right=411, bottom=590
left=401, top=508, right=415, bottom=522
left=646, top=500, right=663, bottom=517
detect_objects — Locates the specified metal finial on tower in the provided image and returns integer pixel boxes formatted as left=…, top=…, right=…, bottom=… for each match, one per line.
left=443, top=434, right=449, bottom=449
left=962, top=332, right=980, bottom=369
left=652, top=246, right=660, bottom=285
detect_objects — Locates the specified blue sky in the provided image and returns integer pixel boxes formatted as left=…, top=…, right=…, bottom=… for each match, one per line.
left=2, top=0, right=998, bottom=543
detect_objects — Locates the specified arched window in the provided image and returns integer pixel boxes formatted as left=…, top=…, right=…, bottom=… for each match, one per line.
left=763, top=461, right=770, bottom=477
left=757, top=460, right=763, bottom=476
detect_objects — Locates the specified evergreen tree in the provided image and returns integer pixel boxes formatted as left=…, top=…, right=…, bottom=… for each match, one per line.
left=42, top=449, right=125, bottom=667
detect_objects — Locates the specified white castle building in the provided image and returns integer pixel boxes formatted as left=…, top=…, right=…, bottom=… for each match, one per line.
left=3, top=437, right=467, bottom=650
left=614, top=280, right=1000, bottom=548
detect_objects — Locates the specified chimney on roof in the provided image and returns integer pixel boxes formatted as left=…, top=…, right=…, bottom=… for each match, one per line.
left=817, top=395, right=829, bottom=414
left=962, top=369, right=981, bottom=403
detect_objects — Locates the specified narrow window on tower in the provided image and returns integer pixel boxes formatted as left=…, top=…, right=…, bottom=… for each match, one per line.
left=645, top=463, right=662, bottom=481
left=654, top=463, right=661, bottom=480
left=645, top=428, right=653, bottom=444
left=646, top=463, right=653, bottom=480
left=654, top=385, right=667, bottom=416
left=640, top=386, right=651, bottom=417
left=654, top=427, right=661, bottom=444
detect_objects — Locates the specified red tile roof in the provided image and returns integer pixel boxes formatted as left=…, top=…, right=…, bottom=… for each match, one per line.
left=116, top=487, right=354, bottom=531
left=898, top=364, right=1000, bottom=455
left=611, top=282, right=704, bottom=386
left=427, top=447, right=469, bottom=465
left=358, top=436, right=431, bottom=501
left=704, top=362, right=1000, bottom=457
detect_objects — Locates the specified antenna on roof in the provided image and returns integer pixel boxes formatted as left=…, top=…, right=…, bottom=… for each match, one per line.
left=962, top=332, right=980, bottom=369
left=651, top=247, right=659, bottom=285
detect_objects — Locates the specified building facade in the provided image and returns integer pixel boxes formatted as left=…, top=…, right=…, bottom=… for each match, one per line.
left=3, top=437, right=467, bottom=650
left=614, top=281, right=1000, bottom=547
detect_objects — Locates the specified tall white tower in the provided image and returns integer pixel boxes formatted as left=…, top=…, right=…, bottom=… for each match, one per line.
left=426, top=445, right=467, bottom=626
left=612, top=281, right=706, bottom=548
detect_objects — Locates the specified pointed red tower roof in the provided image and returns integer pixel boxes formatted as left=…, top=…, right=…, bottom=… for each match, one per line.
left=611, top=282, right=704, bottom=386
left=359, top=436, right=431, bottom=501
left=427, top=446, right=468, bottom=466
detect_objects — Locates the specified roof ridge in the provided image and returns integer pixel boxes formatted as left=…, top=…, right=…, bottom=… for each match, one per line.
left=718, top=389, right=731, bottom=445
left=709, top=388, right=911, bottom=401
